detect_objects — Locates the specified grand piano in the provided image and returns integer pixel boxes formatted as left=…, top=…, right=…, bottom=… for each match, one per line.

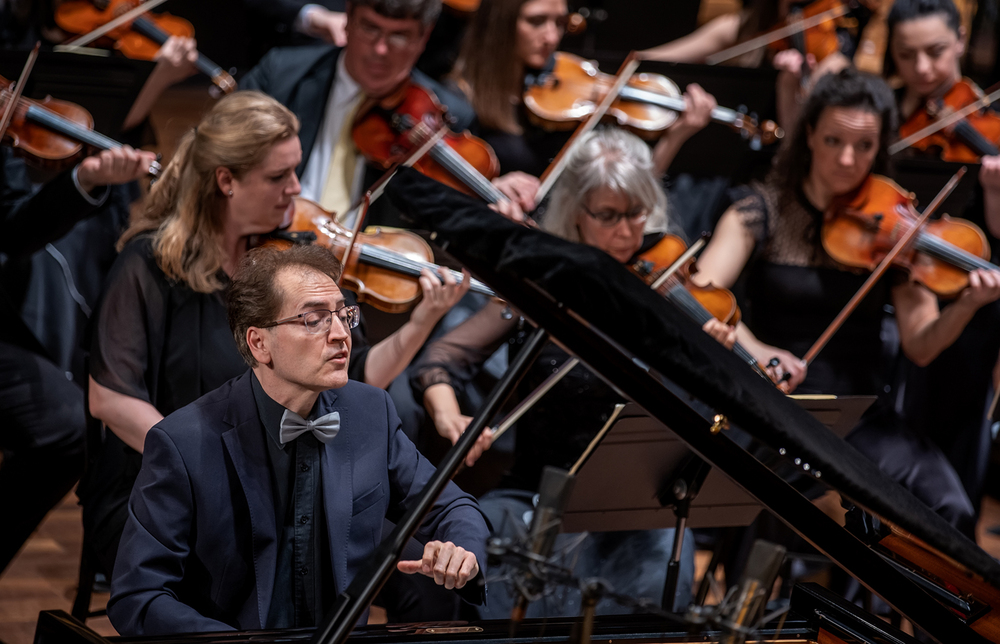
left=36, top=168, right=1000, bottom=644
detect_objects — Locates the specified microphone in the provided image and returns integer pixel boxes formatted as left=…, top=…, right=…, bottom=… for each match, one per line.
left=717, top=540, right=786, bottom=644
left=510, top=466, right=576, bottom=625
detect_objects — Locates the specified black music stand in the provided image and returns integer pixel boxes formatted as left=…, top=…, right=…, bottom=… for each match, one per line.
left=562, top=395, right=875, bottom=534
left=561, top=395, right=874, bottom=610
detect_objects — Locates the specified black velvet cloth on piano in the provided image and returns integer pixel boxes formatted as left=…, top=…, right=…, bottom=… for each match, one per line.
left=385, top=167, right=1000, bottom=589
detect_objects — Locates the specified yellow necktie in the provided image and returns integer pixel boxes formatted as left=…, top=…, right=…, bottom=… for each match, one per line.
left=320, top=92, right=365, bottom=222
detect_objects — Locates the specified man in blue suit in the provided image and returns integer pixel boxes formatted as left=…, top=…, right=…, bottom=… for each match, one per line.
left=108, top=243, right=489, bottom=635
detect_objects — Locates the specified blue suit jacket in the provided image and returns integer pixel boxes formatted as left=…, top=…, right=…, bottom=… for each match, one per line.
left=108, top=371, right=489, bottom=636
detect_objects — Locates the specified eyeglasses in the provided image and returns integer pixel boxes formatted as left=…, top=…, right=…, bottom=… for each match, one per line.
left=353, top=18, right=420, bottom=50
left=581, top=204, right=648, bottom=227
left=265, top=305, right=361, bottom=335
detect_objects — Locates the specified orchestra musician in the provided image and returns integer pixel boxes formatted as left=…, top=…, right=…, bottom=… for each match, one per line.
left=883, top=0, right=1000, bottom=518
left=691, top=67, right=1000, bottom=537
left=640, top=0, right=866, bottom=130
left=240, top=0, right=536, bottom=225
left=80, top=91, right=471, bottom=583
left=451, top=0, right=719, bottom=184
left=107, top=242, right=489, bottom=635
left=411, top=127, right=737, bottom=617
left=0, top=144, right=158, bottom=575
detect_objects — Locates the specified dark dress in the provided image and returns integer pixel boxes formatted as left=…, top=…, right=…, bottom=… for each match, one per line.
left=79, top=235, right=370, bottom=574
left=730, top=181, right=977, bottom=537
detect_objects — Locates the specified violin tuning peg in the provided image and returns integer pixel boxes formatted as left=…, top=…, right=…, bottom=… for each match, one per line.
left=737, top=105, right=749, bottom=115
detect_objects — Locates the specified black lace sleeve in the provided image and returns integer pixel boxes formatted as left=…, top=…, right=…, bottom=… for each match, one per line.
left=88, top=237, right=167, bottom=404
left=726, top=182, right=772, bottom=248
left=411, top=300, right=518, bottom=400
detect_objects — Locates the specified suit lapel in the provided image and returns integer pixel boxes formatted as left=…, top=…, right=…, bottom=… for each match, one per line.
left=318, top=389, right=352, bottom=593
left=221, top=373, right=277, bottom=629
left=293, top=48, right=341, bottom=176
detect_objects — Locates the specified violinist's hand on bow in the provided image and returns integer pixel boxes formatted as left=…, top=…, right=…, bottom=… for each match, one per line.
left=77, top=146, right=160, bottom=193
left=301, top=7, right=348, bottom=47
left=153, top=36, right=199, bottom=87
left=410, top=267, right=472, bottom=329
left=764, top=347, right=807, bottom=393
left=702, top=319, right=737, bottom=349
left=491, top=171, right=540, bottom=223
left=773, top=48, right=813, bottom=83
left=959, top=268, right=1000, bottom=309
left=398, top=541, right=480, bottom=590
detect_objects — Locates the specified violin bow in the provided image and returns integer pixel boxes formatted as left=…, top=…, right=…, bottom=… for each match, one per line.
left=335, top=124, right=449, bottom=289
left=0, top=42, right=40, bottom=143
left=56, top=0, right=170, bottom=52
left=888, top=80, right=1000, bottom=156
left=796, top=167, right=967, bottom=382
left=703, top=4, right=849, bottom=65
left=534, top=52, right=641, bottom=205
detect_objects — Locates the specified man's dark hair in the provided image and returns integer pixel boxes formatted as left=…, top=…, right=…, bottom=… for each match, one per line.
left=771, top=67, right=897, bottom=227
left=883, top=0, right=961, bottom=76
left=349, top=0, right=441, bottom=27
left=228, top=244, right=344, bottom=367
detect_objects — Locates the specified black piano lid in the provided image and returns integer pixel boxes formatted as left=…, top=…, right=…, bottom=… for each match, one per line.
left=385, top=168, right=1000, bottom=635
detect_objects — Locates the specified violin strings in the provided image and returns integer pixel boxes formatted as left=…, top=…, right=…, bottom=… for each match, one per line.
left=357, top=243, right=494, bottom=296
left=915, top=231, right=994, bottom=273
left=429, top=143, right=505, bottom=203
left=665, top=283, right=760, bottom=370
left=26, top=106, right=119, bottom=150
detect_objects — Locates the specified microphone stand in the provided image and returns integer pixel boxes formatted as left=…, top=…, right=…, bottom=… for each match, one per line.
left=311, top=327, right=550, bottom=644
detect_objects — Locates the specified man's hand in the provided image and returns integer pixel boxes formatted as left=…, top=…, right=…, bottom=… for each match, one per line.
left=433, top=409, right=493, bottom=467
left=490, top=172, right=540, bottom=223
left=77, top=146, right=159, bottom=193
left=397, top=540, right=480, bottom=589
left=152, top=36, right=199, bottom=87
left=410, top=267, right=472, bottom=328
left=302, top=7, right=348, bottom=46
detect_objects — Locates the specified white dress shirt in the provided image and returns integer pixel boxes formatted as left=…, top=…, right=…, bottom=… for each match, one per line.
left=299, top=53, right=367, bottom=216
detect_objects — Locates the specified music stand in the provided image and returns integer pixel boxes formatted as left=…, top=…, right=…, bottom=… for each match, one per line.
left=562, top=394, right=875, bottom=608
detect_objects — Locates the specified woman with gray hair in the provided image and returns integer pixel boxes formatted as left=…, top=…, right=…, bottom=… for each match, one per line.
left=410, top=126, right=737, bottom=620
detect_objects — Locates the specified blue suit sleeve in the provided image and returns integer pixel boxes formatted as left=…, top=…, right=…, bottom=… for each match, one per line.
left=108, top=427, right=236, bottom=635
left=382, top=390, right=489, bottom=604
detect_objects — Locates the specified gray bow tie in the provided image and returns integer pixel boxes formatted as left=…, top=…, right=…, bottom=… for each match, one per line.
left=279, top=409, right=340, bottom=445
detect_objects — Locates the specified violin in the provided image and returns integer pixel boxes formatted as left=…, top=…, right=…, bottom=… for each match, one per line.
left=631, top=234, right=776, bottom=382
left=0, top=74, right=160, bottom=174
left=524, top=52, right=784, bottom=150
left=55, top=0, right=236, bottom=94
left=353, top=80, right=509, bottom=205
left=767, top=0, right=872, bottom=63
left=264, top=197, right=495, bottom=313
left=823, top=174, right=993, bottom=297
left=897, top=78, right=1000, bottom=162
left=706, top=0, right=876, bottom=67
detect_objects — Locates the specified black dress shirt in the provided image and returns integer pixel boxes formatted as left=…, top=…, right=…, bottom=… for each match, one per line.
left=252, top=372, right=335, bottom=628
